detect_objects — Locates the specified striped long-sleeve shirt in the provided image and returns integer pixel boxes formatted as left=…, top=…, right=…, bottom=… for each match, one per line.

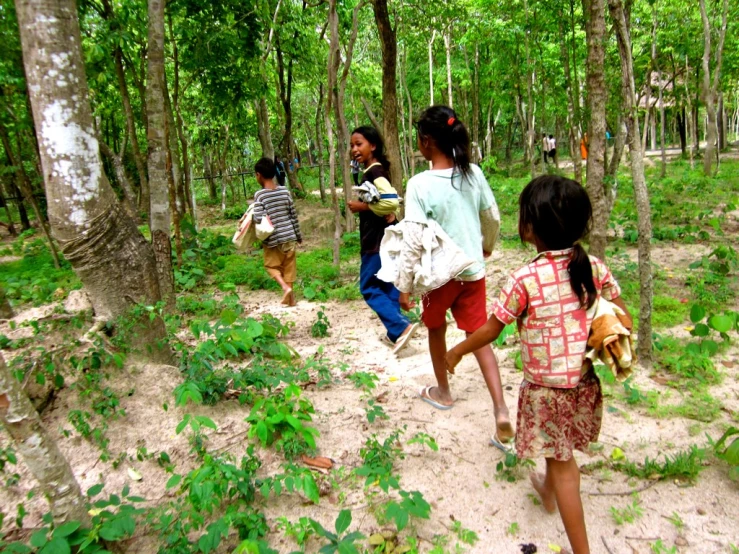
left=253, top=186, right=302, bottom=248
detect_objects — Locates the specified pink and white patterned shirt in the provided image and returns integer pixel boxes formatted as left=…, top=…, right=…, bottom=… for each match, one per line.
left=492, top=249, right=621, bottom=389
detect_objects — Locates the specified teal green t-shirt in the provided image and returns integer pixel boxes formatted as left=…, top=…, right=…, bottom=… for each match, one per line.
left=404, top=164, right=496, bottom=277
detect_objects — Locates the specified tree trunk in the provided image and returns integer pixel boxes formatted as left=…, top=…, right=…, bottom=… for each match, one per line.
left=718, top=92, right=726, bottom=151
left=360, top=97, right=382, bottom=130
left=325, top=17, right=343, bottom=266
left=0, top=286, right=13, bottom=319
left=677, top=108, right=687, bottom=155
left=146, top=0, right=175, bottom=309
left=609, top=0, right=653, bottom=367
left=0, top=125, right=61, bottom=268
left=315, top=84, right=327, bottom=203
left=371, top=0, right=403, bottom=197
left=16, top=0, right=168, bottom=356
left=163, top=68, right=185, bottom=217
left=569, top=0, right=584, bottom=182
left=444, top=31, right=453, bottom=109
left=428, top=30, right=436, bottom=106
left=275, top=39, right=305, bottom=196
left=255, top=97, right=275, bottom=159
left=0, top=354, right=89, bottom=525
left=472, top=45, right=480, bottom=159
left=699, top=0, right=728, bottom=176
left=523, top=0, right=535, bottom=178
left=401, top=46, right=415, bottom=177
left=0, top=178, right=17, bottom=236
left=582, top=0, right=609, bottom=259
left=99, top=137, right=139, bottom=220
left=203, top=151, right=217, bottom=200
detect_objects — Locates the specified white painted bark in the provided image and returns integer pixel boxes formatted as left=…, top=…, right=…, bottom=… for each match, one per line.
left=15, top=0, right=167, bottom=352
left=0, top=353, right=89, bottom=524
left=444, top=32, right=453, bottom=108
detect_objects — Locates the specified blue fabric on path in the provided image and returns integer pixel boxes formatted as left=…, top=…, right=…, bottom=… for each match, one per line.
left=360, top=252, right=410, bottom=343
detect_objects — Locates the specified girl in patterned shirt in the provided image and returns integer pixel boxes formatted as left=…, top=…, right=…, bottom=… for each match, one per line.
left=445, top=175, right=632, bottom=554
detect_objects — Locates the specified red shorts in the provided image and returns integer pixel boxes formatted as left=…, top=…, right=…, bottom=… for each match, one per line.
left=421, top=278, right=488, bottom=332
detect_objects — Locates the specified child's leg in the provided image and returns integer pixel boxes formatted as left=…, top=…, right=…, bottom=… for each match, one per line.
left=427, top=323, right=453, bottom=405
left=543, top=457, right=590, bottom=554
left=469, top=341, right=511, bottom=430
left=359, top=253, right=409, bottom=342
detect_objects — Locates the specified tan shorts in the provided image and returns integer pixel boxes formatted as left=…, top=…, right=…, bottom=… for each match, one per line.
left=263, top=241, right=297, bottom=283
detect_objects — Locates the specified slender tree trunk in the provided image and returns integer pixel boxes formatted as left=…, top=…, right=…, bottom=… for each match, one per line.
left=203, top=151, right=216, bottom=200
left=147, top=0, right=175, bottom=309
left=582, top=0, right=609, bottom=259
left=401, top=46, right=415, bottom=177
left=0, top=286, right=13, bottom=318
left=523, top=0, right=536, bottom=178
left=0, top=125, right=61, bottom=268
left=609, top=0, right=653, bottom=367
left=444, top=31, right=453, bottom=109
left=0, top=354, right=89, bottom=525
left=371, top=0, right=403, bottom=196
left=163, top=74, right=185, bottom=216
left=275, top=39, right=305, bottom=195
left=0, top=178, right=17, bottom=236
left=699, top=0, right=728, bottom=176
left=569, top=0, right=584, bottom=181
left=428, top=30, right=436, bottom=106
left=99, top=137, right=138, bottom=220
left=685, top=58, right=695, bottom=168
left=16, top=0, right=168, bottom=356
left=360, top=97, right=382, bottom=130
left=315, top=84, right=327, bottom=203
left=255, top=97, right=275, bottom=159
left=472, top=45, right=480, bottom=158
left=325, top=11, right=343, bottom=266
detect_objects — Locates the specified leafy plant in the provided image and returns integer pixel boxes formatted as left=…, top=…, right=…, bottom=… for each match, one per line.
left=355, top=429, right=405, bottom=492
left=495, top=452, right=535, bottom=483
left=308, top=509, right=365, bottom=554
left=384, top=490, right=431, bottom=531
left=311, top=307, right=331, bottom=338
left=246, top=384, right=319, bottom=459
left=712, top=426, right=739, bottom=480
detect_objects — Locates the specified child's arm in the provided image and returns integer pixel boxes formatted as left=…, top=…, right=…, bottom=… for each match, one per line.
left=367, top=174, right=399, bottom=216
left=480, top=206, right=499, bottom=257
left=445, top=314, right=507, bottom=373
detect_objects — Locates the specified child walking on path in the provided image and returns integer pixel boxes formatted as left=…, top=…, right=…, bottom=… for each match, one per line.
left=348, top=126, right=418, bottom=354
left=445, top=175, right=632, bottom=554
left=253, top=157, right=302, bottom=306
left=396, top=105, right=512, bottom=443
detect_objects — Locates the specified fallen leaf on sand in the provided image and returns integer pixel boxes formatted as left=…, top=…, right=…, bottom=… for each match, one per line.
left=301, top=455, right=333, bottom=470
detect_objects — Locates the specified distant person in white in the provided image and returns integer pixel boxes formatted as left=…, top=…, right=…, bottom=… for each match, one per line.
left=542, top=134, right=551, bottom=164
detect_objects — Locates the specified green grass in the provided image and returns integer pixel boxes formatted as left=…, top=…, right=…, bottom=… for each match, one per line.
left=0, top=248, right=79, bottom=307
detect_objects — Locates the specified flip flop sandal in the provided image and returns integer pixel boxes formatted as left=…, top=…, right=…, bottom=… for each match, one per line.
left=489, top=433, right=514, bottom=453
left=393, top=322, right=419, bottom=355
left=418, top=385, right=453, bottom=411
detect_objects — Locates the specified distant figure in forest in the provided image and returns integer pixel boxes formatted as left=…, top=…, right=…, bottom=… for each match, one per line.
left=253, top=157, right=302, bottom=306
left=274, top=156, right=286, bottom=187
left=580, top=132, right=589, bottom=160
left=446, top=175, right=633, bottom=554
left=348, top=126, right=417, bottom=354
left=542, top=134, right=551, bottom=164
left=548, top=134, right=557, bottom=163
left=395, top=105, right=512, bottom=446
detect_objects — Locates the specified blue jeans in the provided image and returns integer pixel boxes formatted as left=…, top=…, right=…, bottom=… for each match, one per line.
left=360, top=252, right=410, bottom=343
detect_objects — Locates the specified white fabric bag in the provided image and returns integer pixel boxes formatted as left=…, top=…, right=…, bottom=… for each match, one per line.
left=255, top=215, right=275, bottom=241
left=232, top=204, right=256, bottom=250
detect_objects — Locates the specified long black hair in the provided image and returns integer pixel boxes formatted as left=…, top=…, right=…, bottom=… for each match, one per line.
left=415, top=105, right=471, bottom=179
left=518, top=175, right=597, bottom=309
left=351, top=126, right=390, bottom=172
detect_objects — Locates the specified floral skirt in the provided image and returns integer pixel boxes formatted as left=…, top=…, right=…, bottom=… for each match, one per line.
left=515, top=372, right=603, bottom=462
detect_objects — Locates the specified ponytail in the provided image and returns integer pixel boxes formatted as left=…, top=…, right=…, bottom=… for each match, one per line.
left=416, top=105, right=472, bottom=180
left=568, top=243, right=597, bottom=309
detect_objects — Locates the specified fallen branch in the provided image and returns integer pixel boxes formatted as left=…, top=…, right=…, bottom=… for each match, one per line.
left=587, top=479, right=658, bottom=496
left=601, top=536, right=615, bottom=554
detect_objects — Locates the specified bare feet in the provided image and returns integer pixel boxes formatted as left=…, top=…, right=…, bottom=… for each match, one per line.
left=530, top=472, right=557, bottom=514
left=281, top=288, right=293, bottom=305
left=288, top=291, right=297, bottom=307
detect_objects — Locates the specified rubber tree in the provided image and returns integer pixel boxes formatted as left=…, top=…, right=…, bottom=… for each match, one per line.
left=581, top=0, right=609, bottom=259
left=609, top=0, right=654, bottom=366
left=146, top=0, right=175, bottom=308
left=15, top=0, right=168, bottom=356
left=371, top=0, right=404, bottom=196
left=0, top=354, right=89, bottom=525
left=699, top=0, right=728, bottom=177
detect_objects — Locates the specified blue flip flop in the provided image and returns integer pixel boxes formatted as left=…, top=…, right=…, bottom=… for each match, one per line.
left=489, top=433, right=513, bottom=453
left=418, top=386, right=453, bottom=410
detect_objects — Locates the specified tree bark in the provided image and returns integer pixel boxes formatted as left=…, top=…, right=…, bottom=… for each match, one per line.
left=444, top=31, right=453, bottom=109
left=371, top=0, right=403, bottom=196
left=609, top=0, right=653, bottom=367
left=255, top=97, right=275, bottom=159
left=325, top=24, right=343, bottom=266
left=0, top=354, right=89, bottom=525
left=0, top=124, right=61, bottom=268
left=0, top=286, right=13, bottom=319
left=15, top=0, right=168, bottom=357
left=360, top=97, right=382, bottom=130
left=523, top=0, right=535, bottom=178
left=99, top=136, right=139, bottom=220
left=146, top=0, right=175, bottom=309
left=0, top=178, right=17, bottom=236
left=569, top=0, right=584, bottom=182
left=582, top=0, right=609, bottom=259
left=428, top=30, right=436, bottom=106
left=275, top=37, right=305, bottom=196
left=314, top=84, right=326, bottom=203
left=699, top=0, right=728, bottom=176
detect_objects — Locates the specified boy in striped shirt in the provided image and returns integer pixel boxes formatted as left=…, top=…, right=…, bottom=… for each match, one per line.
left=253, top=157, right=303, bottom=306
